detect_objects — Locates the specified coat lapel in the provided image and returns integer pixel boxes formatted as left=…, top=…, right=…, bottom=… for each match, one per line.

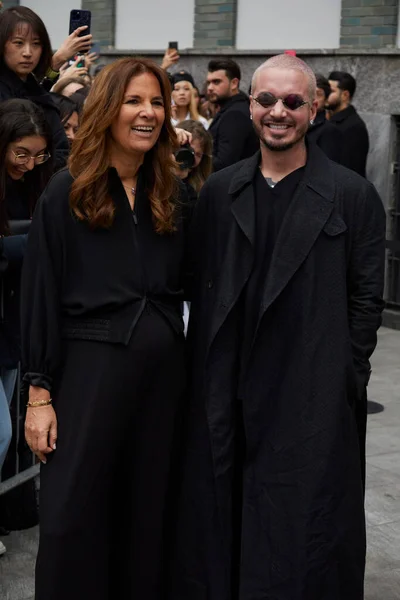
left=207, top=153, right=260, bottom=353
left=257, top=146, right=336, bottom=324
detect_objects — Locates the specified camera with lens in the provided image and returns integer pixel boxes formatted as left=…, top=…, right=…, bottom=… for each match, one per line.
left=175, top=143, right=195, bottom=170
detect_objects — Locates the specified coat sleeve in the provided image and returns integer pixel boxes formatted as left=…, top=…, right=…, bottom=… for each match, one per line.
left=212, top=111, right=251, bottom=172
left=20, top=189, right=63, bottom=392
left=183, top=180, right=211, bottom=301
left=1, top=234, right=28, bottom=266
left=347, top=182, right=386, bottom=396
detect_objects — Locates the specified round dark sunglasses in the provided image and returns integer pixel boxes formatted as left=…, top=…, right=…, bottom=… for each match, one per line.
left=253, top=92, right=309, bottom=111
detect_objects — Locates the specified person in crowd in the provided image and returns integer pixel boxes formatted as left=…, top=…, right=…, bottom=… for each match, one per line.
left=207, top=58, right=258, bottom=171
left=68, top=89, right=89, bottom=117
left=327, top=70, right=369, bottom=177
left=40, top=25, right=92, bottom=92
left=50, top=94, right=79, bottom=147
left=22, top=56, right=189, bottom=600
left=171, top=70, right=209, bottom=130
left=171, top=54, right=385, bottom=600
left=306, top=73, right=343, bottom=162
left=176, top=119, right=213, bottom=193
left=51, top=75, right=89, bottom=97
left=0, top=98, right=53, bottom=557
left=0, top=6, right=69, bottom=169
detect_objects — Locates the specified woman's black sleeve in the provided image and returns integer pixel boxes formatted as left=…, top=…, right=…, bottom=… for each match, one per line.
left=20, top=189, right=63, bottom=392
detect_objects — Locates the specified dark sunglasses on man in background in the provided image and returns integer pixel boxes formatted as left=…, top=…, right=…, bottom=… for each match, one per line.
left=253, top=92, right=309, bottom=111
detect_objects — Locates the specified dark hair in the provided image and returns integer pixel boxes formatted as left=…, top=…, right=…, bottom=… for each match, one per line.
left=67, top=91, right=85, bottom=115
left=94, top=63, right=106, bottom=77
left=328, top=71, right=356, bottom=99
left=51, top=76, right=88, bottom=96
left=0, top=6, right=53, bottom=80
left=208, top=58, right=241, bottom=82
left=177, top=120, right=213, bottom=193
left=69, top=57, right=179, bottom=233
left=50, top=93, right=78, bottom=125
left=315, top=74, right=331, bottom=100
left=0, top=99, right=53, bottom=234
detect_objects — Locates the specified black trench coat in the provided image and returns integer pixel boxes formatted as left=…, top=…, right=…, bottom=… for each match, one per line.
left=172, top=146, right=386, bottom=600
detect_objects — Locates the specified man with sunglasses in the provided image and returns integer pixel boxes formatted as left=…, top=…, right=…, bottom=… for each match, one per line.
left=172, top=54, right=385, bottom=600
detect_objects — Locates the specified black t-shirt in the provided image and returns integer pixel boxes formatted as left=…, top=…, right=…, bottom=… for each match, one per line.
left=239, top=166, right=305, bottom=395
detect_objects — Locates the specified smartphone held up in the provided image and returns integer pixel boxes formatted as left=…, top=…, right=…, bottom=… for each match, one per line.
left=69, top=9, right=91, bottom=36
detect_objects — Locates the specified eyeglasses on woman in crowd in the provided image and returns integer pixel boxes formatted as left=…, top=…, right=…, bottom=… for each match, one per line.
left=11, top=150, right=51, bottom=165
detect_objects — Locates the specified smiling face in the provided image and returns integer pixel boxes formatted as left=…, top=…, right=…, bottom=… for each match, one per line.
left=109, top=72, right=165, bottom=163
left=5, top=134, right=47, bottom=180
left=4, top=23, right=42, bottom=80
left=250, top=67, right=317, bottom=153
left=172, top=81, right=192, bottom=109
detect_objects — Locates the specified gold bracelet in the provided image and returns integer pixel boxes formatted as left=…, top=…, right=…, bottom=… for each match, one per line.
left=27, top=398, right=52, bottom=408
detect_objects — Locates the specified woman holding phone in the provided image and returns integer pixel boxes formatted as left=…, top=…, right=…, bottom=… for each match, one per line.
left=22, top=57, right=188, bottom=600
left=0, top=6, right=70, bottom=168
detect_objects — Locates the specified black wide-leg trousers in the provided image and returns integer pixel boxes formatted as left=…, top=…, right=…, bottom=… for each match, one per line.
left=35, top=310, right=186, bottom=600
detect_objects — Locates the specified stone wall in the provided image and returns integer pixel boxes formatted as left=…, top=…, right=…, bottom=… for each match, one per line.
left=2, top=0, right=19, bottom=8
left=340, top=0, right=399, bottom=48
left=194, top=0, right=237, bottom=48
left=82, top=0, right=115, bottom=48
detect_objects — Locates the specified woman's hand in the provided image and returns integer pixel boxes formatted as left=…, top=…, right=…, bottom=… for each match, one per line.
left=84, top=51, right=99, bottom=71
left=52, top=27, right=93, bottom=72
left=175, top=128, right=193, bottom=146
left=25, top=387, right=57, bottom=464
left=161, top=48, right=180, bottom=71
left=58, top=57, right=88, bottom=81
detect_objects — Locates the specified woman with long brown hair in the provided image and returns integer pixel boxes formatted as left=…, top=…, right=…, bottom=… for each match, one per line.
left=21, top=57, right=188, bottom=600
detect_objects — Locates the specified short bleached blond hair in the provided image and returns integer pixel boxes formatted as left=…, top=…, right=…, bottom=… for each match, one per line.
left=251, top=54, right=317, bottom=100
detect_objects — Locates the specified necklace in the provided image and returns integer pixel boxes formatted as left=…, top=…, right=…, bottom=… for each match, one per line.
left=122, top=183, right=136, bottom=196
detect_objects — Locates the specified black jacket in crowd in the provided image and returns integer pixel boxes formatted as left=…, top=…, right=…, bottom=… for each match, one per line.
left=0, top=179, right=32, bottom=368
left=0, top=66, right=69, bottom=170
left=171, top=145, right=386, bottom=600
left=209, top=91, right=259, bottom=172
left=306, top=109, right=343, bottom=163
left=329, top=104, right=369, bottom=178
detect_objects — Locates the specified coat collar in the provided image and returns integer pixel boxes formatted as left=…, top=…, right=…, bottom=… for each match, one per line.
left=208, top=143, right=337, bottom=359
left=229, top=143, right=335, bottom=205
left=329, top=104, right=356, bottom=124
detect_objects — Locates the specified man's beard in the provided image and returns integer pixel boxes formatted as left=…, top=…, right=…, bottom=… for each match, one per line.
left=209, top=92, right=229, bottom=105
left=327, top=99, right=340, bottom=111
left=253, top=121, right=307, bottom=152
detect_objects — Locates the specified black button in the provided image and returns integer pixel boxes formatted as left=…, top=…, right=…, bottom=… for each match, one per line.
left=207, top=279, right=213, bottom=289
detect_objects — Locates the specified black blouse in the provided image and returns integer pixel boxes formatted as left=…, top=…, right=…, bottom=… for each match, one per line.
left=21, top=167, right=189, bottom=392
